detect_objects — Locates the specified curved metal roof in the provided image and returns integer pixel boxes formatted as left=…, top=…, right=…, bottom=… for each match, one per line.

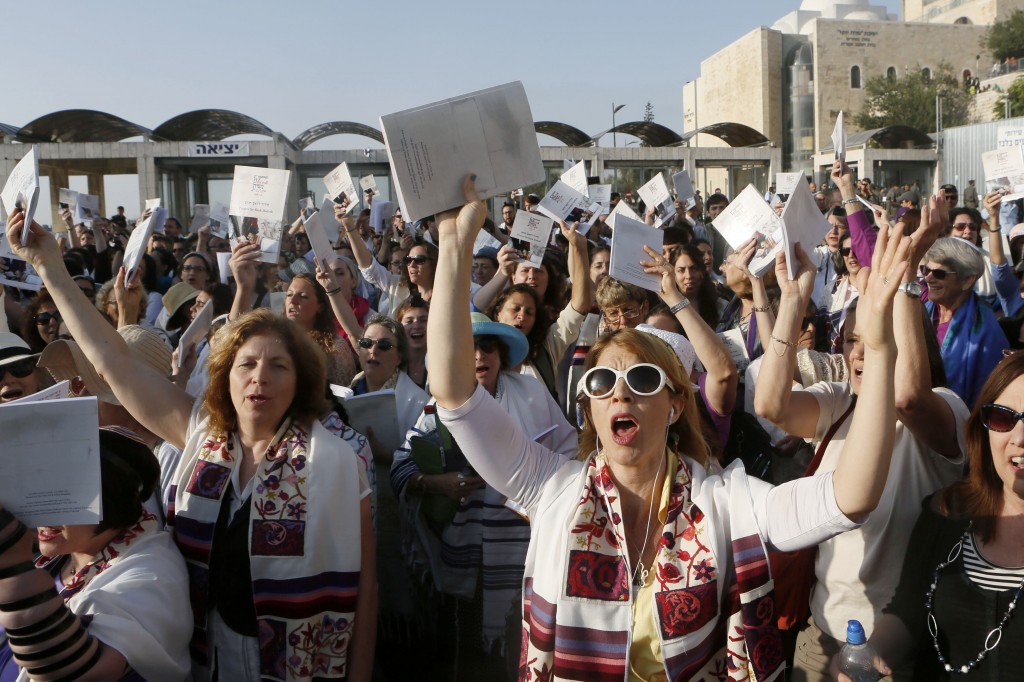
left=592, top=121, right=685, bottom=147
left=153, top=109, right=276, bottom=142
left=292, top=121, right=385, bottom=149
left=679, top=122, right=771, bottom=147
left=0, top=123, right=18, bottom=137
left=17, top=109, right=154, bottom=143
left=534, top=121, right=593, bottom=147
left=838, top=125, right=934, bottom=150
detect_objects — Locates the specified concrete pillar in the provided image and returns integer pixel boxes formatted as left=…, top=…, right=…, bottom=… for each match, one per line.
left=48, top=165, right=70, bottom=231
left=136, top=153, right=158, bottom=216
left=87, top=173, right=105, bottom=217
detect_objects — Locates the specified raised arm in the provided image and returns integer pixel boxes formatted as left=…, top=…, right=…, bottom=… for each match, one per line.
left=893, top=193, right=964, bottom=458
left=833, top=160, right=877, bottom=264
left=471, top=243, right=515, bottom=311
left=733, top=238, right=777, bottom=350
left=6, top=211, right=193, bottom=448
left=642, top=245, right=739, bottom=415
left=428, top=176, right=488, bottom=409
left=983, top=191, right=1024, bottom=318
left=228, top=239, right=262, bottom=321
left=564, top=220, right=592, bottom=314
left=315, top=257, right=364, bottom=355
left=832, top=222, right=909, bottom=519
left=338, top=209, right=374, bottom=270
left=753, top=245, right=821, bottom=437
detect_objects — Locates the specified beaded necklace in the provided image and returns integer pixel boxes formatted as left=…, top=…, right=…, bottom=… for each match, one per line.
left=926, top=522, right=1024, bottom=674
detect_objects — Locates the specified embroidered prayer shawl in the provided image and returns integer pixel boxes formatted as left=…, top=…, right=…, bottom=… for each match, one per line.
left=927, top=293, right=1008, bottom=407
left=519, top=455, right=786, bottom=682
left=169, top=412, right=363, bottom=682
left=25, top=514, right=192, bottom=682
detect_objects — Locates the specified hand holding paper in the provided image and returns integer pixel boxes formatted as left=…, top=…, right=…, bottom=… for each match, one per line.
left=0, top=146, right=40, bottom=246
left=831, top=111, right=846, bottom=165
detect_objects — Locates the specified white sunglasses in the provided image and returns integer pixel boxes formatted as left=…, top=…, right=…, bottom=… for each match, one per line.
left=580, top=363, right=674, bottom=400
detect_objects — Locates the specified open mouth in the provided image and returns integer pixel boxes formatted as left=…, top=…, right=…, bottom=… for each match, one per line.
left=475, top=364, right=490, bottom=376
left=0, top=387, right=24, bottom=401
left=247, top=393, right=269, bottom=406
left=409, top=331, right=424, bottom=340
left=1012, top=456, right=1024, bottom=471
left=610, top=414, right=639, bottom=445
left=38, top=527, right=62, bottom=542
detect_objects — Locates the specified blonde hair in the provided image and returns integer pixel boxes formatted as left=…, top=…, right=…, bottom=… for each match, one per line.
left=577, top=328, right=709, bottom=468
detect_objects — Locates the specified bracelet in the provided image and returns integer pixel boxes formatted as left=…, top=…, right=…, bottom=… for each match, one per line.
left=324, top=287, right=342, bottom=296
left=752, top=303, right=772, bottom=313
left=988, top=226, right=1001, bottom=233
left=770, top=334, right=797, bottom=349
left=668, top=298, right=690, bottom=314
left=842, top=197, right=860, bottom=206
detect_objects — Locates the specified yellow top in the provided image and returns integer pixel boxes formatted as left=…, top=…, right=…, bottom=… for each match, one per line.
left=628, top=452, right=677, bottom=682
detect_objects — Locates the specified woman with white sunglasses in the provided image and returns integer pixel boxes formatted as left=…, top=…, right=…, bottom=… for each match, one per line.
left=425, top=176, right=913, bottom=680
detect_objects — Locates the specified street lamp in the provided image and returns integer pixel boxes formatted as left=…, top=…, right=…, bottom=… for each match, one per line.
left=612, top=103, right=626, bottom=147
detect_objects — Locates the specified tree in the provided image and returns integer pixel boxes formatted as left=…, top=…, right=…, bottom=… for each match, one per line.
left=986, top=9, right=1024, bottom=61
left=643, top=101, right=654, bottom=122
left=854, top=63, right=970, bottom=133
left=994, top=75, right=1024, bottom=119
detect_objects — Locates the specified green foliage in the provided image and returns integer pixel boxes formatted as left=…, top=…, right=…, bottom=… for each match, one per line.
left=993, top=75, right=1024, bottom=119
left=986, top=9, right=1024, bottom=62
left=854, top=63, right=970, bottom=133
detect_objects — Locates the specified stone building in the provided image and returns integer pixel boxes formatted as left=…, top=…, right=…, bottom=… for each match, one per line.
left=903, top=0, right=1024, bottom=25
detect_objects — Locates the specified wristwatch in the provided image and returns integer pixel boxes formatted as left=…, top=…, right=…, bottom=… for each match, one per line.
left=897, top=280, right=923, bottom=297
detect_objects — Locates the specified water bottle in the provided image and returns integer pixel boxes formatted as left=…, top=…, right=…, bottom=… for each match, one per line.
left=838, top=620, right=882, bottom=682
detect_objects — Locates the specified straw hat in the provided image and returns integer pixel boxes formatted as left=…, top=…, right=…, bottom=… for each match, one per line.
left=162, top=282, right=199, bottom=316
left=38, top=325, right=172, bottom=405
left=0, top=332, right=36, bottom=366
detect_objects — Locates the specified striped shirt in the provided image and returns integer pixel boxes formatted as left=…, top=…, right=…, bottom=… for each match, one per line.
left=963, top=532, right=1024, bottom=591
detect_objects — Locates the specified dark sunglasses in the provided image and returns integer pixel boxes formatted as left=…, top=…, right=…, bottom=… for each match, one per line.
left=474, top=336, right=501, bottom=354
left=34, top=311, right=62, bottom=325
left=980, top=403, right=1024, bottom=432
left=357, top=337, right=395, bottom=351
left=581, top=363, right=673, bottom=400
left=403, top=255, right=430, bottom=265
left=952, top=222, right=977, bottom=231
left=839, top=247, right=852, bottom=257
left=0, top=358, right=36, bottom=381
left=920, top=264, right=956, bottom=280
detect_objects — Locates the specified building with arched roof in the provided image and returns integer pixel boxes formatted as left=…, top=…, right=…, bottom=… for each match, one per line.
left=683, top=0, right=989, bottom=186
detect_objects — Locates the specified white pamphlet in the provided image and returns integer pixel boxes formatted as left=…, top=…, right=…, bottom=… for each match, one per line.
left=299, top=196, right=317, bottom=222
left=588, top=184, right=612, bottom=207
left=672, top=171, right=696, bottom=210
left=563, top=159, right=577, bottom=171
left=359, top=174, right=379, bottom=198
left=190, top=204, right=210, bottom=233
left=229, top=165, right=292, bottom=222
left=560, top=160, right=589, bottom=197
left=778, top=174, right=830, bottom=280
left=509, top=211, right=553, bottom=267
left=576, top=203, right=604, bottom=236
left=8, top=380, right=72, bottom=403
left=217, top=251, right=231, bottom=284
left=637, top=173, right=675, bottom=228
left=0, top=145, right=40, bottom=245
left=343, top=390, right=401, bottom=454
left=324, top=162, right=359, bottom=214
left=143, top=198, right=162, bottom=231
left=718, top=328, right=751, bottom=376
left=58, top=188, right=78, bottom=211
left=77, top=193, right=101, bottom=224
left=369, top=201, right=395, bottom=233
left=329, top=384, right=355, bottom=400
left=983, top=148, right=1024, bottom=202
left=0, top=396, right=101, bottom=527
left=607, top=198, right=641, bottom=230
left=473, top=228, right=502, bottom=255
left=268, top=291, right=286, bottom=315
left=123, top=204, right=167, bottom=284
left=303, top=209, right=336, bottom=271
left=255, top=219, right=284, bottom=264
left=775, top=172, right=804, bottom=197
left=609, top=215, right=664, bottom=292
left=317, top=196, right=340, bottom=243
left=831, top=111, right=846, bottom=164
left=208, top=202, right=230, bottom=238
left=537, top=180, right=588, bottom=224
left=711, top=184, right=783, bottom=251
left=177, top=300, right=213, bottom=367
left=380, top=81, right=545, bottom=220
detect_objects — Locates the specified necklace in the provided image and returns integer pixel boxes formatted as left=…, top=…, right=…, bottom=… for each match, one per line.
left=926, top=522, right=1024, bottom=674
left=629, top=463, right=661, bottom=590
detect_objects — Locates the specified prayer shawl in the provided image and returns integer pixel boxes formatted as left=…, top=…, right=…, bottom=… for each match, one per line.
left=520, top=455, right=787, bottom=682
left=927, top=293, right=1007, bottom=407
left=23, top=513, right=192, bottom=682
left=395, top=372, right=576, bottom=649
left=169, top=411, right=364, bottom=682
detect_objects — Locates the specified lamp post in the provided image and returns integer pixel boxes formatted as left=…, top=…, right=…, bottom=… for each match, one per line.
left=612, top=103, right=626, bottom=147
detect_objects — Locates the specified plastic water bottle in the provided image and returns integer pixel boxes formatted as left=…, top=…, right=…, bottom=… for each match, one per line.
left=838, top=620, right=882, bottom=682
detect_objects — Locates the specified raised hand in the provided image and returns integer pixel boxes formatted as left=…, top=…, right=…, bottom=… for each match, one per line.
left=314, top=256, right=340, bottom=293
left=773, top=242, right=817, bottom=303
left=436, top=175, right=486, bottom=243
left=831, top=158, right=855, bottom=196
left=911, top=192, right=950, bottom=266
left=229, top=237, right=262, bottom=290
left=5, top=209, right=61, bottom=271
left=860, top=222, right=910, bottom=351
left=640, top=244, right=683, bottom=304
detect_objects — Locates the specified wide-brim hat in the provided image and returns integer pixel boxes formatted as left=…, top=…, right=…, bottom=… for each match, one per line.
left=162, top=282, right=199, bottom=316
left=470, top=312, right=528, bottom=367
left=0, top=332, right=36, bottom=366
left=1009, top=223, right=1024, bottom=242
left=38, top=325, right=172, bottom=405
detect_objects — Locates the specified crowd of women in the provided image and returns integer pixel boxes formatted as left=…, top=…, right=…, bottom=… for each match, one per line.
left=0, top=159, right=1020, bottom=681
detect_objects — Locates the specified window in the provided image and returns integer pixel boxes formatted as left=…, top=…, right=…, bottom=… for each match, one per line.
left=887, top=66, right=897, bottom=80
left=851, top=65, right=862, bottom=89
left=922, top=67, right=932, bottom=82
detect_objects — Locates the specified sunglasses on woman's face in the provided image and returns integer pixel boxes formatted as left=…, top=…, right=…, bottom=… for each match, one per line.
left=473, top=336, right=500, bottom=354
left=839, top=247, right=853, bottom=257
left=0, top=358, right=36, bottom=381
left=580, top=363, right=673, bottom=400
left=403, top=255, right=430, bottom=265
left=34, top=311, right=61, bottom=326
left=980, top=403, right=1024, bottom=432
left=357, top=337, right=395, bottom=351
left=920, top=264, right=956, bottom=280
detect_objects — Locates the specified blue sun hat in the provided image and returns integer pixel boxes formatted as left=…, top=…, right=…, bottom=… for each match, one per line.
left=470, top=312, right=529, bottom=367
